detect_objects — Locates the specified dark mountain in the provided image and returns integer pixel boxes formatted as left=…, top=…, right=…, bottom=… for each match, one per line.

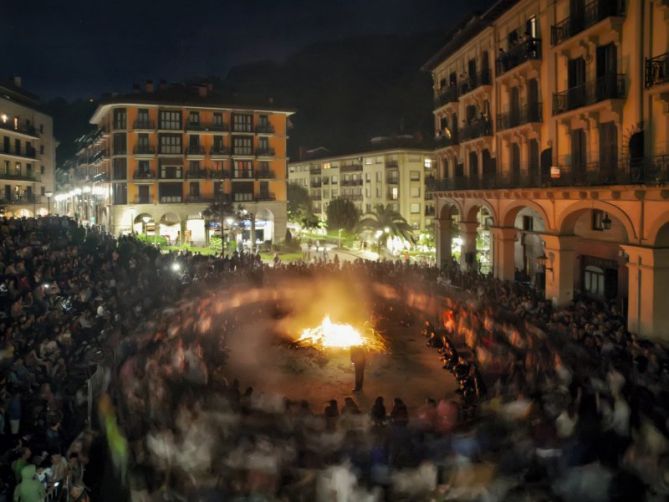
left=221, top=31, right=444, bottom=157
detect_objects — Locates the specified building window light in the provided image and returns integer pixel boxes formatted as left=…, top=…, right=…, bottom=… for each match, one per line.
left=424, top=158, right=432, bottom=169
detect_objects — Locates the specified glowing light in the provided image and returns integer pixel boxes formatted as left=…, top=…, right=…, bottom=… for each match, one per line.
left=297, top=316, right=386, bottom=352
left=82, top=186, right=92, bottom=193
left=73, top=188, right=82, bottom=195
left=171, top=262, right=181, bottom=272
left=0, top=114, right=7, bottom=123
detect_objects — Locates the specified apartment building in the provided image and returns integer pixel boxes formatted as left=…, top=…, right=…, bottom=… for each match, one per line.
left=288, top=145, right=435, bottom=231
left=75, top=81, right=292, bottom=245
left=0, top=78, right=56, bottom=216
left=424, top=0, right=669, bottom=340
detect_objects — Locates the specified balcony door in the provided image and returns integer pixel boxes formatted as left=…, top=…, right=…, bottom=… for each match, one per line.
left=596, top=43, right=617, bottom=100
left=469, top=151, right=479, bottom=187
left=482, top=149, right=494, bottom=185
left=511, top=143, right=521, bottom=185
left=599, top=122, right=618, bottom=182
left=568, top=57, right=586, bottom=108
left=570, top=0, right=585, bottom=33
left=571, top=128, right=587, bottom=181
left=528, top=139, right=540, bottom=186
left=510, top=87, right=520, bottom=126
left=527, top=79, right=539, bottom=121
left=138, top=185, right=150, bottom=204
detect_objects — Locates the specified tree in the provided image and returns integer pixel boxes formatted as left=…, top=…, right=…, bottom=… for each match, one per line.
left=287, top=183, right=313, bottom=222
left=357, top=204, right=415, bottom=249
left=326, top=197, right=360, bottom=232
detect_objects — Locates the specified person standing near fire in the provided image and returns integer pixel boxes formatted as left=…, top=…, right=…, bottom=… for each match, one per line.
left=350, top=345, right=366, bottom=392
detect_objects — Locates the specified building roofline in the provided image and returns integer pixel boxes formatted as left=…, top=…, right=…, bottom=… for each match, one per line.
left=421, top=0, right=518, bottom=72
left=0, top=82, right=45, bottom=111
left=288, top=147, right=435, bottom=165
left=90, top=99, right=295, bottom=124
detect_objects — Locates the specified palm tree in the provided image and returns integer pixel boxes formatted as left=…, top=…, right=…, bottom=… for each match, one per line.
left=357, top=204, right=416, bottom=251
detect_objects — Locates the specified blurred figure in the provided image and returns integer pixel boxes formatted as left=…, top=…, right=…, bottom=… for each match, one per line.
left=350, top=345, right=366, bottom=392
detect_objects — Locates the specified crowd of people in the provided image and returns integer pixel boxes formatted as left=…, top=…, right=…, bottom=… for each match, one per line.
left=1, top=216, right=668, bottom=501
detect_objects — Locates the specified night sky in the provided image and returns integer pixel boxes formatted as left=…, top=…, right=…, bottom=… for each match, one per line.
left=3, top=0, right=491, bottom=99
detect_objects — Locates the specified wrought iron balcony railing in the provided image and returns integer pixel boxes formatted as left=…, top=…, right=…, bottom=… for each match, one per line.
left=255, top=192, right=276, bottom=202
left=255, top=147, right=276, bottom=157
left=434, top=130, right=459, bottom=148
left=458, top=68, right=492, bottom=96
left=133, top=120, right=155, bottom=130
left=433, top=86, right=459, bottom=107
left=133, top=170, right=156, bottom=180
left=255, top=124, right=275, bottom=134
left=645, top=53, right=669, bottom=88
left=551, top=0, right=626, bottom=46
left=496, top=37, right=542, bottom=75
left=460, top=119, right=493, bottom=142
left=552, top=74, right=626, bottom=115
left=0, top=121, right=39, bottom=137
left=133, top=145, right=155, bottom=155
left=496, top=103, right=542, bottom=131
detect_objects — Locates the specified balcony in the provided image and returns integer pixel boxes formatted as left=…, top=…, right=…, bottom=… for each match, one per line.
left=185, top=145, right=206, bottom=158
left=552, top=74, right=625, bottom=115
left=551, top=0, right=626, bottom=47
left=340, top=163, right=363, bottom=173
left=433, top=86, right=459, bottom=108
left=231, top=124, right=254, bottom=133
left=0, top=121, right=39, bottom=138
left=185, top=169, right=212, bottom=180
left=133, top=170, right=156, bottom=181
left=458, top=69, right=492, bottom=97
left=255, top=192, right=276, bottom=202
left=210, top=146, right=231, bottom=158
left=133, top=145, right=156, bottom=156
left=460, top=119, right=493, bottom=142
left=255, top=123, right=275, bottom=134
left=0, top=195, right=39, bottom=205
left=434, top=130, right=459, bottom=149
left=256, top=147, right=276, bottom=157
left=157, top=148, right=182, bottom=156
left=496, top=103, right=542, bottom=131
left=133, top=120, right=155, bottom=130
left=341, top=179, right=363, bottom=186
left=645, top=53, right=669, bottom=89
left=185, top=195, right=215, bottom=203
left=231, top=170, right=255, bottom=180
left=496, top=38, right=542, bottom=76
left=0, top=172, right=38, bottom=182
left=0, top=146, right=37, bottom=160
left=159, top=196, right=183, bottom=203
left=158, top=171, right=183, bottom=180
left=255, top=169, right=276, bottom=179
left=232, top=148, right=254, bottom=157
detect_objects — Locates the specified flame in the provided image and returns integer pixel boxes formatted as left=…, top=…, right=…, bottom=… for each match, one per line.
left=297, top=316, right=386, bottom=352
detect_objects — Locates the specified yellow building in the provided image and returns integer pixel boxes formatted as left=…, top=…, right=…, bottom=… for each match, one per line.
left=288, top=144, right=435, bottom=231
left=424, top=0, right=669, bottom=341
left=81, top=81, right=293, bottom=246
left=0, top=78, right=56, bottom=217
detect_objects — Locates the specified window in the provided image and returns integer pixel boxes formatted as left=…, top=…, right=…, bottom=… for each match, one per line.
left=522, top=215, right=534, bottom=231
left=137, top=134, right=150, bottom=148
left=159, top=163, right=182, bottom=179
left=592, top=210, right=608, bottom=231
left=410, top=187, right=420, bottom=197
left=258, top=114, right=269, bottom=126
left=323, top=162, right=331, bottom=169
left=112, top=158, right=127, bottom=179
left=113, top=108, right=127, bottom=129
left=390, top=187, right=398, bottom=200
left=188, top=111, right=200, bottom=126
left=424, top=158, right=432, bottom=169
left=331, top=175, right=338, bottom=184
left=189, top=182, right=200, bottom=196
left=376, top=172, right=382, bottom=182
left=232, top=114, right=253, bottom=132
left=584, top=266, right=605, bottom=297
left=232, top=180, right=254, bottom=201
left=233, top=160, right=253, bottom=178
left=259, top=137, right=269, bottom=150
left=112, top=183, right=127, bottom=205
left=189, top=160, right=200, bottom=171
left=213, top=113, right=223, bottom=126
left=214, top=181, right=223, bottom=195
left=411, top=203, right=420, bottom=214
left=365, top=157, right=374, bottom=165
left=40, top=145, right=44, bottom=155
left=158, top=182, right=183, bottom=203
left=410, top=170, right=421, bottom=181
left=112, top=133, right=126, bottom=155
left=376, top=186, right=381, bottom=197
left=232, top=137, right=253, bottom=155
left=159, top=110, right=181, bottom=130
left=159, top=134, right=182, bottom=154
left=40, top=165, right=44, bottom=174
left=365, top=172, right=371, bottom=181
left=137, top=109, right=150, bottom=125
left=137, top=160, right=150, bottom=175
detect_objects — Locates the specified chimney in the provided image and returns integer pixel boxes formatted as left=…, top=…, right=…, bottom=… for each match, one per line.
left=145, top=80, right=154, bottom=93
left=159, top=79, right=168, bottom=91
left=13, top=76, right=21, bottom=88
left=197, top=85, right=208, bottom=98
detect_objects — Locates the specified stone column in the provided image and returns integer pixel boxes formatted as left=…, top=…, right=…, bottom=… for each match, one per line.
left=435, top=217, right=452, bottom=268
left=621, top=245, right=669, bottom=342
left=490, top=226, right=517, bottom=281
left=541, top=234, right=577, bottom=306
left=459, top=220, right=479, bottom=270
